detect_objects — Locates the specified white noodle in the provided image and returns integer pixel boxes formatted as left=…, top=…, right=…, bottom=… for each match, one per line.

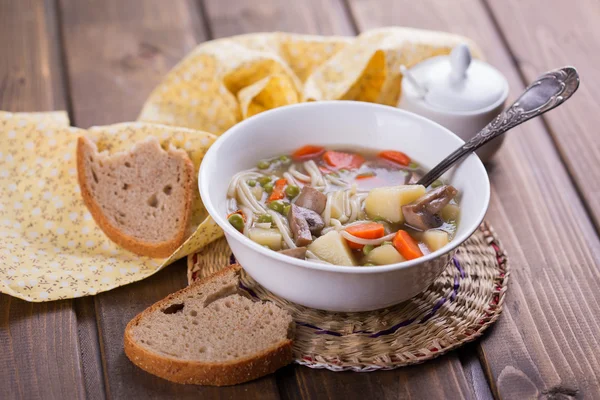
left=340, top=230, right=397, bottom=245
left=240, top=206, right=253, bottom=235
left=343, top=190, right=351, bottom=216
left=304, top=160, right=325, bottom=188
left=227, top=197, right=237, bottom=211
left=323, top=192, right=333, bottom=226
left=227, top=170, right=262, bottom=198
left=325, top=174, right=348, bottom=187
left=283, top=171, right=299, bottom=187
left=255, top=222, right=272, bottom=229
left=348, top=196, right=360, bottom=223
left=238, top=181, right=265, bottom=213
left=289, top=164, right=310, bottom=182
left=268, top=210, right=296, bottom=249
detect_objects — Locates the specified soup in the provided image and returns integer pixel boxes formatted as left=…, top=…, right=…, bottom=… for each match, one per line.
left=226, top=145, right=460, bottom=266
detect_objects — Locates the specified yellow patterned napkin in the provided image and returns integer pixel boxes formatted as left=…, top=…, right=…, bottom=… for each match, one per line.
left=139, top=27, right=481, bottom=134
left=0, top=113, right=220, bottom=301
left=1, top=27, right=481, bottom=302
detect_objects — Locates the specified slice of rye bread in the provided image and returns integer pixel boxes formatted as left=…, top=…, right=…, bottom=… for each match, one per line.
left=77, top=136, right=194, bottom=258
left=124, top=265, right=294, bottom=386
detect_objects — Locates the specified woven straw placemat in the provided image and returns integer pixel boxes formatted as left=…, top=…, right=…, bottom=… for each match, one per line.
left=188, top=221, right=508, bottom=371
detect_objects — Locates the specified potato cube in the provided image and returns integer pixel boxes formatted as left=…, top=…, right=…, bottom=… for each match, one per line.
left=365, top=244, right=405, bottom=265
left=423, top=229, right=449, bottom=252
left=441, top=204, right=460, bottom=222
left=365, top=185, right=426, bottom=223
left=249, top=228, right=283, bottom=250
left=308, top=231, right=356, bottom=266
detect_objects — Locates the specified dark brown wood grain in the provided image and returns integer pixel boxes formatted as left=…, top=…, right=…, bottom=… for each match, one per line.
left=486, top=0, right=600, bottom=232
left=0, top=1, right=86, bottom=399
left=345, top=0, right=600, bottom=397
left=56, top=0, right=280, bottom=398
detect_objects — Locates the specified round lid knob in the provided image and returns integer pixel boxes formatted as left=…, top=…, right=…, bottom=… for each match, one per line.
left=403, top=44, right=508, bottom=112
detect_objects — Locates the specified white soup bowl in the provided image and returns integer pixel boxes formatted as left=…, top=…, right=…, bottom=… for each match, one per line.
left=199, top=101, right=490, bottom=312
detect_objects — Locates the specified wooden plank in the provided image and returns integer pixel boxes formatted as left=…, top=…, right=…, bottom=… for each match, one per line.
left=202, top=0, right=483, bottom=398
left=345, top=0, right=600, bottom=398
left=0, top=1, right=87, bottom=399
left=58, top=0, right=205, bottom=127
left=276, top=357, right=475, bottom=400
left=205, top=0, right=355, bottom=37
left=486, top=0, right=600, bottom=231
left=57, top=0, right=280, bottom=398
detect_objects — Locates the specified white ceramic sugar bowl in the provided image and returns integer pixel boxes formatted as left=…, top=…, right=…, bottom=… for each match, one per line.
left=398, top=44, right=509, bottom=162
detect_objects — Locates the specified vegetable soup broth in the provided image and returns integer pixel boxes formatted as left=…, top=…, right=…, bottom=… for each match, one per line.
left=226, top=146, right=460, bottom=266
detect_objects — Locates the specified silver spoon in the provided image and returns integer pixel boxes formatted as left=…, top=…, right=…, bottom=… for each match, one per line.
left=417, top=66, right=580, bottom=187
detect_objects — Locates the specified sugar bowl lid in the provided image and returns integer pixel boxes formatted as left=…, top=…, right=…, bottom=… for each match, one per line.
left=402, top=44, right=508, bottom=112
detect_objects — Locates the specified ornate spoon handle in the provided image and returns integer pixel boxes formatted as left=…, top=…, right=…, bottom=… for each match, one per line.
left=418, top=66, right=580, bottom=187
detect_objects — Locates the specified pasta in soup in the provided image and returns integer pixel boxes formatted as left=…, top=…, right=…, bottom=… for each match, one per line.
left=226, top=145, right=460, bottom=266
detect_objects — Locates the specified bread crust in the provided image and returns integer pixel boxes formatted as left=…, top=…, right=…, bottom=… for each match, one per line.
left=76, top=136, right=194, bottom=258
left=124, top=265, right=294, bottom=386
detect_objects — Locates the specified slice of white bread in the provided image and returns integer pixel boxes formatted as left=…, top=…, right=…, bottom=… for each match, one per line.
left=77, top=136, right=194, bottom=258
left=124, top=265, right=294, bottom=386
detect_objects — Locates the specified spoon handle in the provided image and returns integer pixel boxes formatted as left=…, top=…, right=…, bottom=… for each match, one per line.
left=418, top=66, right=580, bottom=187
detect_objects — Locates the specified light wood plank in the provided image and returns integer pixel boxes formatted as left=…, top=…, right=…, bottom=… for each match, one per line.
left=202, top=0, right=482, bottom=398
left=0, top=1, right=87, bottom=399
left=59, top=0, right=205, bottom=127
left=206, top=0, right=355, bottom=37
left=57, top=0, right=280, bottom=397
left=346, top=0, right=600, bottom=397
left=486, top=0, right=600, bottom=231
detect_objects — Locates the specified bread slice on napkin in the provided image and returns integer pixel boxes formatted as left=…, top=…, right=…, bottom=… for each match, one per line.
left=124, top=265, right=294, bottom=386
left=77, top=136, right=194, bottom=258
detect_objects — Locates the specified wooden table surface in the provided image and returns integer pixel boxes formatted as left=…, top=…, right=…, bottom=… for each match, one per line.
left=1, top=0, right=599, bottom=399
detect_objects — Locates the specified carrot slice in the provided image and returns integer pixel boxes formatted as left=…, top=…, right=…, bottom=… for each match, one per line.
left=392, top=230, right=423, bottom=260
left=379, top=150, right=411, bottom=166
left=355, top=171, right=376, bottom=180
left=292, top=145, right=325, bottom=161
left=323, top=151, right=365, bottom=170
left=344, top=222, right=385, bottom=250
left=268, top=178, right=287, bottom=202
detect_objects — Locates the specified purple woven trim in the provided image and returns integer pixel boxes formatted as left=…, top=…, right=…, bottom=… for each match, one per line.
left=239, top=256, right=465, bottom=338
left=453, top=257, right=465, bottom=278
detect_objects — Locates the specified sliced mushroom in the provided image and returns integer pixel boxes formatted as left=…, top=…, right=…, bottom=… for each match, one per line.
left=294, top=186, right=327, bottom=214
left=402, top=185, right=458, bottom=231
left=295, top=206, right=324, bottom=235
left=288, top=205, right=313, bottom=246
left=278, top=247, right=307, bottom=259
